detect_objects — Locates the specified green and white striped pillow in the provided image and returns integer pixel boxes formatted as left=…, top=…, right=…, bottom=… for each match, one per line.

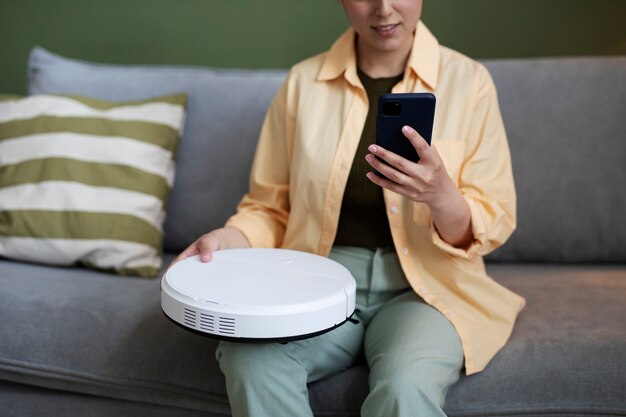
left=0, top=93, right=187, bottom=277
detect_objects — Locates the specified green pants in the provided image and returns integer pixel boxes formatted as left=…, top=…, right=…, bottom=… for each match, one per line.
left=216, top=246, right=464, bottom=417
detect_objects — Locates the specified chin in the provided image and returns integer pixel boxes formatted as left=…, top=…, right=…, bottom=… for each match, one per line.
left=375, top=39, right=409, bottom=53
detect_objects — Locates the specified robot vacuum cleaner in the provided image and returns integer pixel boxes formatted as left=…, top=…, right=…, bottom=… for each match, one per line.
left=161, top=248, right=357, bottom=342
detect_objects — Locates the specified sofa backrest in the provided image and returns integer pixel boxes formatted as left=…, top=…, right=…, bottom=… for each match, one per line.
left=28, top=47, right=626, bottom=263
left=483, top=57, right=626, bottom=263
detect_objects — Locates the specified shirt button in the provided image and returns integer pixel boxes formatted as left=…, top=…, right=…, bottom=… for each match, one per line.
left=401, top=247, right=408, bottom=255
left=417, top=287, right=428, bottom=295
left=390, top=206, right=399, bottom=214
left=447, top=310, right=457, bottom=319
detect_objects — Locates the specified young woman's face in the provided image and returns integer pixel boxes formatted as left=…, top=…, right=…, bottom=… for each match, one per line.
left=341, top=0, right=423, bottom=55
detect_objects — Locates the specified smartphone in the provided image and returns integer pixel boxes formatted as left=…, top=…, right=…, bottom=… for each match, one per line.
left=375, top=93, right=436, bottom=177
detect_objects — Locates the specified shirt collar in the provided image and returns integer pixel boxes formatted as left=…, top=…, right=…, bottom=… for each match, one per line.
left=317, top=21, right=440, bottom=90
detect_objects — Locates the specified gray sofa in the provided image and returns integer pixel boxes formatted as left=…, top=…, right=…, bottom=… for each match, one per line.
left=1, top=47, right=625, bottom=417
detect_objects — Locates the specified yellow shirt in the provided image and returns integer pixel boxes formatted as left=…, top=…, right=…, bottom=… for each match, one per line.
left=226, top=21, right=526, bottom=375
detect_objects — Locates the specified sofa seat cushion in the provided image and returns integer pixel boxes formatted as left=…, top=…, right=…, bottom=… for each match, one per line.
left=444, top=264, right=626, bottom=416
left=0, top=258, right=624, bottom=416
left=0, top=254, right=232, bottom=415
left=0, top=380, right=216, bottom=417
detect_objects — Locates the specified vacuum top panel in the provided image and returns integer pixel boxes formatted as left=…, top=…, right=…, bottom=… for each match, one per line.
left=163, top=248, right=355, bottom=309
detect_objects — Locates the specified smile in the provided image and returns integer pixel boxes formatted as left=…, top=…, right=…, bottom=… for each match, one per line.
left=373, top=24, right=400, bottom=36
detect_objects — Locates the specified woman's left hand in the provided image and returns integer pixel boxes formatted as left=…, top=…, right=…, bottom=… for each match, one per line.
left=365, top=125, right=473, bottom=248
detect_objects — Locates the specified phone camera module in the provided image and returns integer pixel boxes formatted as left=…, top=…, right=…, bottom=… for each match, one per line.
left=382, top=101, right=402, bottom=117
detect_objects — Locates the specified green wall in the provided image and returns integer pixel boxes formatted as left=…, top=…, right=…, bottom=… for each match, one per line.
left=1, top=0, right=625, bottom=95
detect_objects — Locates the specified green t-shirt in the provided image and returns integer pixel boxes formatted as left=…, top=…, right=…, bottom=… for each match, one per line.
left=334, top=69, right=403, bottom=249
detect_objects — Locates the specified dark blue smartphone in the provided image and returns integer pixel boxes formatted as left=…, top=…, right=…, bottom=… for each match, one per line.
left=374, top=93, right=436, bottom=177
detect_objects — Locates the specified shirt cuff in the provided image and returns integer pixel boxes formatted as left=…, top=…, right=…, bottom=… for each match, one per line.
left=225, top=212, right=282, bottom=249
left=428, top=195, right=488, bottom=259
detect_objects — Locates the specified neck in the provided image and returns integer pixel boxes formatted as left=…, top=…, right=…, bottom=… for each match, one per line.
left=356, top=35, right=413, bottom=78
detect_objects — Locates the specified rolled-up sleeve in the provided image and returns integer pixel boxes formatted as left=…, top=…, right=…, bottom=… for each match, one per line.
left=429, top=65, right=516, bottom=258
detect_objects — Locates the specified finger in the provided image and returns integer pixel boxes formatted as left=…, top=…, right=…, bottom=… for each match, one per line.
left=365, top=153, right=410, bottom=185
left=197, top=235, right=221, bottom=262
left=366, top=171, right=406, bottom=196
left=367, top=144, right=415, bottom=176
left=401, top=125, right=432, bottom=163
left=169, top=245, right=199, bottom=269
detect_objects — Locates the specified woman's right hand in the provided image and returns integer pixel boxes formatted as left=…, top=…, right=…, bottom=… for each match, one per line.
left=170, top=226, right=251, bottom=267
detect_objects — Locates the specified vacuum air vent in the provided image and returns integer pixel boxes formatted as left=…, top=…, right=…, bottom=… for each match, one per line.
left=218, top=316, right=236, bottom=335
left=183, top=308, right=197, bottom=328
left=199, top=313, right=215, bottom=332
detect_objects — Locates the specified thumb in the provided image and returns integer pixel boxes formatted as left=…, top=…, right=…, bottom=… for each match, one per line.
left=198, top=235, right=221, bottom=262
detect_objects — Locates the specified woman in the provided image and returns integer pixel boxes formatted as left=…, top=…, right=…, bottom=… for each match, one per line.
left=173, top=0, right=525, bottom=415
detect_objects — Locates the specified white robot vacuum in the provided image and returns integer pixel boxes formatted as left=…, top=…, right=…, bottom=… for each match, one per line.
left=161, top=248, right=357, bottom=342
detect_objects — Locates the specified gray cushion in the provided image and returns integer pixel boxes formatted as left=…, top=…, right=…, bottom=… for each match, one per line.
left=28, top=46, right=286, bottom=254
left=0, top=255, right=230, bottom=414
left=446, top=264, right=626, bottom=416
left=0, top=380, right=216, bottom=417
left=484, top=57, right=626, bottom=263
left=1, top=258, right=625, bottom=416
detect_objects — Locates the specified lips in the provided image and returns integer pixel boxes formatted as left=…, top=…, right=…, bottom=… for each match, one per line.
left=372, top=23, right=400, bottom=36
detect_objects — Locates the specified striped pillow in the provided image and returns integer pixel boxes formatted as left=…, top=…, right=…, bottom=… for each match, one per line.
left=0, top=93, right=187, bottom=277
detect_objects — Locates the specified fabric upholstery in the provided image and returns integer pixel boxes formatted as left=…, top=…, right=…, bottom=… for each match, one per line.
left=0, top=381, right=218, bottom=417
left=27, top=46, right=285, bottom=254
left=484, top=57, right=626, bottom=262
left=1, top=258, right=624, bottom=416
left=28, top=48, right=626, bottom=262
left=0, top=93, right=186, bottom=276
